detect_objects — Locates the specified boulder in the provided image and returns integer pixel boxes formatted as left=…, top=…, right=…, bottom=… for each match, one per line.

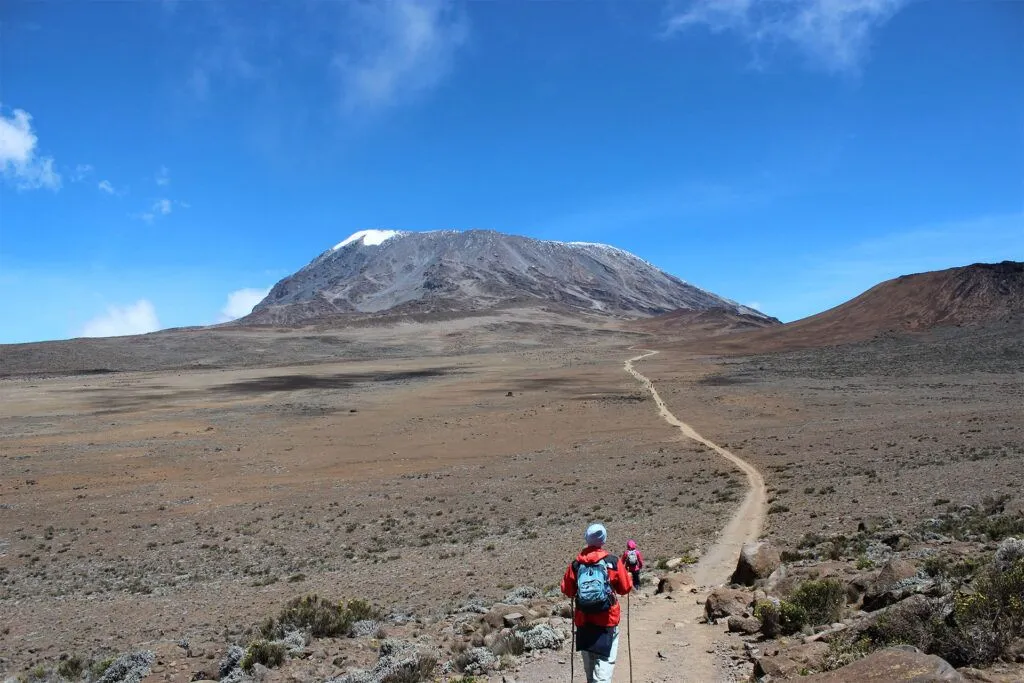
left=483, top=604, right=519, bottom=629
left=705, top=587, right=752, bottom=622
left=502, top=612, right=526, bottom=628
left=655, top=574, right=694, bottom=594
left=731, top=541, right=782, bottom=586
left=727, top=615, right=761, bottom=635
left=805, top=646, right=964, bottom=681
left=753, top=642, right=828, bottom=679
left=863, top=559, right=921, bottom=611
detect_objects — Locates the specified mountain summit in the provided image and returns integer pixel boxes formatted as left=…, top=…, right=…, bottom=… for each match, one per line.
left=247, top=229, right=764, bottom=324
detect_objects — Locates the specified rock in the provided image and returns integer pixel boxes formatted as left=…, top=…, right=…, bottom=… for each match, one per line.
left=863, top=559, right=921, bottom=611
left=503, top=612, right=526, bottom=628
left=754, top=643, right=828, bottom=679
left=705, top=588, right=752, bottom=622
left=483, top=604, right=520, bottom=629
left=731, top=541, right=781, bottom=586
left=804, top=646, right=964, bottom=681
left=727, top=616, right=761, bottom=635
left=656, top=574, right=694, bottom=594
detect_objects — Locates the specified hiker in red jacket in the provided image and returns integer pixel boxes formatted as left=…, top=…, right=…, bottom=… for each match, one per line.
left=561, top=522, right=633, bottom=683
left=621, top=539, right=644, bottom=589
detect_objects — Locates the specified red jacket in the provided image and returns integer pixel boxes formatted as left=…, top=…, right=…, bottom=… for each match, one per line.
left=621, top=549, right=644, bottom=571
left=561, top=546, right=633, bottom=627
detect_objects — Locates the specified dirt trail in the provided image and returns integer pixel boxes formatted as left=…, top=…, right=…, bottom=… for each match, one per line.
left=513, top=349, right=767, bottom=682
left=617, top=349, right=768, bottom=682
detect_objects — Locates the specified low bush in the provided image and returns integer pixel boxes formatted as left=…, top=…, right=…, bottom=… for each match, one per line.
left=240, top=640, right=286, bottom=671
left=379, top=654, right=437, bottom=683
left=869, top=551, right=1024, bottom=667
left=260, top=595, right=381, bottom=640
left=57, top=655, right=85, bottom=680
left=490, top=631, right=525, bottom=657
left=754, top=600, right=806, bottom=638
left=790, top=579, right=845, bottom=626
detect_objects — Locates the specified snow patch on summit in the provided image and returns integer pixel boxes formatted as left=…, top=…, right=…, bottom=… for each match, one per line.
left=333, top=230, right=402, bottom=250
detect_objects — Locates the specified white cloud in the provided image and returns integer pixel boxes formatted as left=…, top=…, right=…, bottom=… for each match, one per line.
left=218, top=287, right=270, bottom=322
left=335, top=0, right=469, bottom=112
left=72, top=164, right=94, bottom=182
left=0, top=107, right=61, bottom=190
left=155, top=165, right=170, bottom=186
left=80, top=300, right=161, bottom=338
left=665, top=0, right=909, bottom=73
left=154, top=198, right=173, bottom=215
left=98, top=180, right=116, bottom=194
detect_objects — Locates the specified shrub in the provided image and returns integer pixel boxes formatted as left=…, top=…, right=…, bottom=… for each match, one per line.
left=790, top=579, right=845, bottom=626
left=869, top=556, right=1024, bottom=668
left=754, top=600, right=806, bottom=638
left=240, top=640, right=286, bottom=671
left=89, top=658, right=115, bottom=678
left=490, top=631, right=525, bottom=657
left=261, top=595, right=381, bottom=640
left=379, top=654, right=437, bottom=683
left=57, top=656, right=85, bottom=680
left=822, top=635, right=873, bottom=671
left=936, top=557, right=1024, bottom=666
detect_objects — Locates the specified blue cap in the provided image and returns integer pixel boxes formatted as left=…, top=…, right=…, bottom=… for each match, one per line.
left=585, top=523, right=607, bottom=547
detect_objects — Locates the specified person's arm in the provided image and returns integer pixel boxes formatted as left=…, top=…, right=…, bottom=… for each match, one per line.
left=637, top=551, right=645, bottom=569
left=612, top=557, right=633, bottom=595
left=561, top=563, right=577, bottom=598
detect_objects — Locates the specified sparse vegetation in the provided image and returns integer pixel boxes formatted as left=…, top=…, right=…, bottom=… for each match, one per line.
left=789, top=578, right=845, bottom=626
left=56, top=655, right=85, bottom=680
left=260, top=595, right=381, bottom=640
left=754, top=599, right=806, bottom=638
left=240, top=639, right=287, bottom=671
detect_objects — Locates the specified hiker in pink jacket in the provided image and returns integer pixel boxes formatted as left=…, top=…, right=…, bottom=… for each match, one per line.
left=621, top=539, right=644, bottom=589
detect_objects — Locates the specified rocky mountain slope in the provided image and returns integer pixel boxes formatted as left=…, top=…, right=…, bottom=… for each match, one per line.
left=245, top=229, right=765, bottom=324
left=688, top=261, right=1024, bottom=354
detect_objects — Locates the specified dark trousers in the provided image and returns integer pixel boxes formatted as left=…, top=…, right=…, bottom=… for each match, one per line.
left=630, top=569, right=641, bottom=587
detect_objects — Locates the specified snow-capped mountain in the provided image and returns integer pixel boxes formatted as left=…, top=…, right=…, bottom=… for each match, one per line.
left=246, top=229, right=765, bottom=323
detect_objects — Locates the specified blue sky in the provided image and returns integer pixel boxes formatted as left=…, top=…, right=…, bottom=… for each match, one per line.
left=1, top=0, right=1021, bottom=343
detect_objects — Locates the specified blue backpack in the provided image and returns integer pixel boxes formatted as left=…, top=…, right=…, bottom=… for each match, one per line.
left=573, top=556, right=617, bottom=613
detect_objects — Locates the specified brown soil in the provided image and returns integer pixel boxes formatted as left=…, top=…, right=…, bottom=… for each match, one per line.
left=2, top=308, right=1020, bottom=681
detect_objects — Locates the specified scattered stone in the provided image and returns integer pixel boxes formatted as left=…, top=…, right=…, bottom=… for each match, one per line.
left=502, top=612, right=525, bottom=628
left=731, top=541, right=781, bottom=586
left=863, top=558, right=921, bottom=611
left=705, top=587, right=752, bottom=622
left=656, top=574, right=694, bottom=594
left=727, top=615, right=761, bottom=635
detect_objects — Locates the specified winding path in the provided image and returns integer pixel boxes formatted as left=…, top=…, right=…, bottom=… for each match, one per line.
left=618, top=350, right=767, bottom=682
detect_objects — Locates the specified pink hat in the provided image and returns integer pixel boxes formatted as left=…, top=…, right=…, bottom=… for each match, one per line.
left=627, top=539, right=637, bottom=550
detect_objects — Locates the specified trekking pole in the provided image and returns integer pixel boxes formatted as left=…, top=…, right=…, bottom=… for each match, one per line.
left=627, top=590, right=634, bottom=683
left=570, top=598, right=575, bottom=683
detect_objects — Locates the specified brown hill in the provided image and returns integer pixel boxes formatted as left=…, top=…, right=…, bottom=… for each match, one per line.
left=683, top=261, right=1024, bottom=354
